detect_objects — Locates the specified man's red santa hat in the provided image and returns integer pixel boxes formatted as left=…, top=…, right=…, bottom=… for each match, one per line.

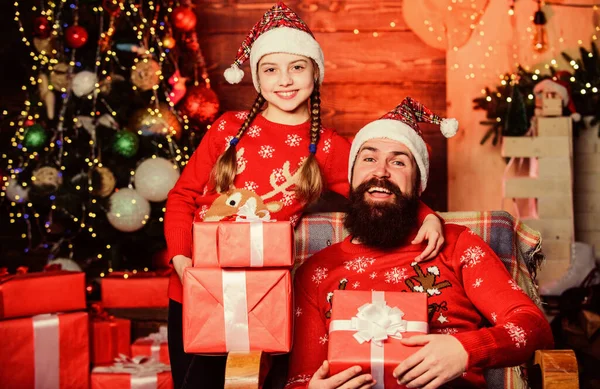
left=223, top=2, right=325, bottom=93
left=348, top=97, right=459, bottom=193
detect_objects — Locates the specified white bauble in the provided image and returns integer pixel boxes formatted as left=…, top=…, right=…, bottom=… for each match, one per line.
left=107, top=188, right=151, bottom=232
left=47, top=258, right=82, bottom=272
left=134, top=158, right=180, bottom=202
left=32, top=166, right=63, bottom=189
left=72, top=71, right=98, bottom=97
left=5, top=179, right=29, bottom=203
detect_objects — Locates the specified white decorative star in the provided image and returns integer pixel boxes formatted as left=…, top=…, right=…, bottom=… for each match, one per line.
left=437, top=314, right=449, bottom=324
left=295, top=307, right=302, bottom=317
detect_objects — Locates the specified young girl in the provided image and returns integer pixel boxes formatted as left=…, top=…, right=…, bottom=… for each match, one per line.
left=164, top=3, right=444, bottom=388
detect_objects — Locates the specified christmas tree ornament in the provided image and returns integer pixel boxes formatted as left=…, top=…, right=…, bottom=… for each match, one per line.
left=33, top=16, right=51, bottom=39
left=112, top=131, right=139, bottom=158
left=23, top=123, right=48, bottom=149
left=32, top=166, right=63, bottom=190
left=130, top=58, right=161, bottom=91
left=102, top=0, right=122, bottom=16
left=168, top=70, right=187, bottom=105
left=134, top=157, right=180, bottom=202
left=92, top=166, right=116, bottom=197
left=50, top=62, right=71, bottom=91
left=107, top=188, right=151, bottom=232
left=99, top=73, right=125, bottom=95
left=38, top=73, right=56, bottom=120
left=72, top=71, right=98, bottom=97
left=162, top=35, right=176, bottom=49
left=171, top=6, right=197, bottom=32
left=129, top=103, right=182, bottom=139
left=5, top=179, right=29, bottom=203
left=46, top=258, right=82, bottom=272
left=532, top=1, right=548, bottom=53
left=65, top=25, right=89, bottom=49
left=180, top=85, right=220, bottom=124
left=33, top=37, right=53, bottom=53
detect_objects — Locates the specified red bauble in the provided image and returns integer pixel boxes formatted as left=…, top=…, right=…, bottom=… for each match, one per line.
left=180, top=85, right=220, bottom=124
left=171, top=6, right=197, bottom=32
left=64, top=25, right=88, bottom=49
left=33, top=16, right=51, bottom=39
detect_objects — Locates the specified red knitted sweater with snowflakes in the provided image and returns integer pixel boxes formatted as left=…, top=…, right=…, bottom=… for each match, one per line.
left=164, top=111, right=436, bottom=302
left=286, top=223, right=553, bottom=388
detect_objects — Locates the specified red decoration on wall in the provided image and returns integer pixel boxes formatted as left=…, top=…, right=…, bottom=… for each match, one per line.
left=180, top=85, right=220, bottom=124
left=65, top=25, right=89, bottom=48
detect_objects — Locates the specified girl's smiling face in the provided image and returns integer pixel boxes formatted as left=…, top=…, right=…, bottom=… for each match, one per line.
left=257, top=53, right=316, bottom=123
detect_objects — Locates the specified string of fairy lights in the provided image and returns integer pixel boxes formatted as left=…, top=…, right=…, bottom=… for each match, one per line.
left=3, top=0, right=202, bottom=275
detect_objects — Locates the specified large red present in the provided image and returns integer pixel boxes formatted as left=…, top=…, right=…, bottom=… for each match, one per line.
left=328, top=291, right=429, bottom=389
left=102, top=273, right=169, bottom=308
left=0, top=271, right=86, bottom=319
left=131, top=326, right=170, bottom=364
left=91, top=356, right=172, bottom=389
left=182, top=267, right=292, bottom=353
left=0, top=311, right=90, bottom=389
left=90, top=316, right=131, bottom=365
left=193, top=221, right=294, bottom=268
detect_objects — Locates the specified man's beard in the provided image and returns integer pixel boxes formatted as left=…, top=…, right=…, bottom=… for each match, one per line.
left=344, top=178, right=419, bottom=250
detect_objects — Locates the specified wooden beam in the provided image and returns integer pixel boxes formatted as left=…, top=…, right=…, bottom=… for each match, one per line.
left=523, top=218, right=574, bottom=242
left=536, top=117, right=572, bottom=137
left=538, top=196, right=574, bottom=219
left=502, top=137, right=571, bottom=158
left=504, top=178, right=572, bottom=199
left=538, top=157, right=573, bottom=179
left=534, top=350, right=579, bottom=389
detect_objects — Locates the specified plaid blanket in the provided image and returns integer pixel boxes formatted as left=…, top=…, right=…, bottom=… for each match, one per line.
left=294, top=210, right=544, bottom=389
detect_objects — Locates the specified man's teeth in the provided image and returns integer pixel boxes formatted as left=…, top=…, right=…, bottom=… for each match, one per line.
left=368, top=187, right=391, bottom=194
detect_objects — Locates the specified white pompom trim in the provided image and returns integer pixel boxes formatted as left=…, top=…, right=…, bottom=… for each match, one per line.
left=224, top=64, right=244, bottom=84
left=571, top=112, right=582, bottom=122
left=440, top=118, right=459, bottom=138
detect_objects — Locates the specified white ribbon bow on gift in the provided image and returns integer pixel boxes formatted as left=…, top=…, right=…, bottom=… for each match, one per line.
left=93, top=354, right=171, bottom=376
left=350, top=301, right=410, bottom=346
left=140, top=326, right=168, bottom=345
left=235, top=199, right=272, bottom=222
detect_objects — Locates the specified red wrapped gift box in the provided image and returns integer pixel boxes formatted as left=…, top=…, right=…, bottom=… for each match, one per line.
left=193, top=221, right=294, bottom=268
left=91, top=357, right=172, bottom=389
left=102, top=274, right=169, bottom=308
left=90, top=316, right=131, bottom=366
left=328, top=291, right=428, bottom=389
left=131, top=326, right=170, bottom=364
left=182, top=267, right=292, bottom=353
left=0, top=311, right=90, bottom=389
left=0, top=271, right=86, bottom=319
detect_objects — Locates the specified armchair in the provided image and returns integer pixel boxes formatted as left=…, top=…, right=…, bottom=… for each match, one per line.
left=223, top=210, right=578, bottom=389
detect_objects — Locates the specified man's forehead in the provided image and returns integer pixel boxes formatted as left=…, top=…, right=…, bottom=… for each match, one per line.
left=358, top=138, right=413, bottom=156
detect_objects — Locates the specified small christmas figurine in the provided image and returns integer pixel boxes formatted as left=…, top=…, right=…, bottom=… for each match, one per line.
left=533, top=78, right=581, bottom=121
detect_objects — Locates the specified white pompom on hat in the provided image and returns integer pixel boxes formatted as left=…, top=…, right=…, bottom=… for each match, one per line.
left=348, top=97, right=458, bottom=193
left=223, top=2, right=325, bottom=92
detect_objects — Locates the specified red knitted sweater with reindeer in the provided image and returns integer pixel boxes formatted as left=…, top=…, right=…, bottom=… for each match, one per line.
left=164, top=111, right=435, bottom=302
left=285, top=224, right=553, bottom=388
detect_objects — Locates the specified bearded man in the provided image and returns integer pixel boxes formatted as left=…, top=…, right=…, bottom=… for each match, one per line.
left=285, top=97, right=553, bottom=389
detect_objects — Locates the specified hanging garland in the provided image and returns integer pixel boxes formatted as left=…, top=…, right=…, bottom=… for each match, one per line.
left=474, top=41, right=600, bottom=145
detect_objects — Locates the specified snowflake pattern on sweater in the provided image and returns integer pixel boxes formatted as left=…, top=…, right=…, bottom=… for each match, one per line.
left=285, top=224, right=553, bottom=389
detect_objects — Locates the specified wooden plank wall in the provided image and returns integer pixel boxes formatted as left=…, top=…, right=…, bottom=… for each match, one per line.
left=194, top=0, right=448, bottom=210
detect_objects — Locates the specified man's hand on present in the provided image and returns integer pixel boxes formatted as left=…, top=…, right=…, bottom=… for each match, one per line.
left=412, top=214, right=445, bottom=262
left=308, top=360, right=376, bottom=389
left=392, top=334, right=467, bottom=389
left=172, top=255, right=192, bottom=282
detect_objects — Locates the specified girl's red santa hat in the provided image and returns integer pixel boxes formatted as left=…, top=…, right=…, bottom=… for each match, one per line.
left=348, top=97, right=459, bottom=193
left=223, top=2, right=325, bottom=93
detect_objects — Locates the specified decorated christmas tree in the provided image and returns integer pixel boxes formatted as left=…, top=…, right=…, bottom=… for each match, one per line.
left=0, top=0, right=220, bottom=281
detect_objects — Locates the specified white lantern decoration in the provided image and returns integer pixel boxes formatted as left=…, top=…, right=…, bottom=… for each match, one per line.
left=107, top=188, right=151, bottom=232
left=72, top=71, right=98, bottom=97
left=47, top=258, right=82, bottom=272
left=134, top=157, right=180, bottom=202
left=5, top=179, right=29, bottom=203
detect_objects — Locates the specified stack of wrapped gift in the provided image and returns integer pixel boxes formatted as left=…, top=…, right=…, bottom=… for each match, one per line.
left=0, top=269, right=90, bottom=388
left=89, top=304, right=132, bottom=366
left=91, top=355, right=172, bottom=389
left=328, top=290, right=429, bottom=389
left=183, top=220, right=293, bottom=353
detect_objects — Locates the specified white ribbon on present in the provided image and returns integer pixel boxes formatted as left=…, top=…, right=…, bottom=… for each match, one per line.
left=93, top=355, right=171, bottom=389
left=234, top=201, right=273, bottom=267
left=136, top=326, right=168, bottom=361
left=32, top=313, right=60, bottom=389
left=222, top=270, right=250, bottom=351
left=329, top=291, right=428, bottom=389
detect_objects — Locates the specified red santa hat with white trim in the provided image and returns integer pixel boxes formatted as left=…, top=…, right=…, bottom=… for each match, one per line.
left=223, top=2, right=325, bottom=93
left=348, top=97, right=459, bottom=193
